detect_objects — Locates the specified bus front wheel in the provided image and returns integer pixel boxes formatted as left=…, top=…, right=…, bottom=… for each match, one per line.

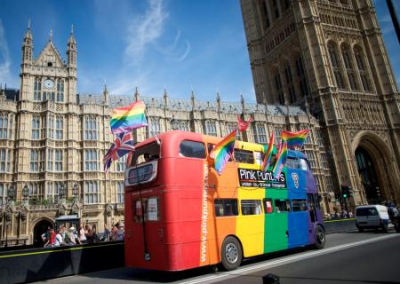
left=314, top=226, right=326, bottom=249
left=221, top=236, right=242, bottom=271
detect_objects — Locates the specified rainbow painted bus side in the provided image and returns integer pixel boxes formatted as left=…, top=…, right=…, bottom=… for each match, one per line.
left=124, top=131, right=325, bottom=271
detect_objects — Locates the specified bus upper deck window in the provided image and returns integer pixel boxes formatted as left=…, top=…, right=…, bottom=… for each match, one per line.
left=299, top=158, right=309, bottom=171
left=234, top=149, right=254, bottom=164
left=179, top=140, right=206, bottom=158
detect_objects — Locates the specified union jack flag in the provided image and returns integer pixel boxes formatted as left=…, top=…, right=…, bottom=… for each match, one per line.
left=103, top=132, right=135, bottom=172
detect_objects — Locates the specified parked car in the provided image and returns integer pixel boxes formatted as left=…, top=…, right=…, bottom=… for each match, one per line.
left=355, top=205, right=391, bottom=232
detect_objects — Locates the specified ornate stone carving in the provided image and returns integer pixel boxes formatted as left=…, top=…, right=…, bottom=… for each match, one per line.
left=105, top=204, right=113, bottom=217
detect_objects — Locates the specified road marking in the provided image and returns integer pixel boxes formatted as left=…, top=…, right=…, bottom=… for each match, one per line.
left=180, top=234, right=400, bottom=284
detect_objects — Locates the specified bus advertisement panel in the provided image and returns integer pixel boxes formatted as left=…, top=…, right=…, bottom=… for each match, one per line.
left=124, top=131, right=325, bottom=271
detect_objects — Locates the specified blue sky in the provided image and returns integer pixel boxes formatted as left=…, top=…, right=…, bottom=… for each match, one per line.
left=0, top=0, right=399, bottom=103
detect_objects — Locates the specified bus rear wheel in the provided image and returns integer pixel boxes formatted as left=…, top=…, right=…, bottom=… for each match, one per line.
left=221, top=236, right=242, bottom=271
left=314, top=226, right=326, bottom=249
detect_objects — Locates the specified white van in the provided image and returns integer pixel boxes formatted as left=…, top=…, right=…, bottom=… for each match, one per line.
left=355, top=205, right=391, bottom=232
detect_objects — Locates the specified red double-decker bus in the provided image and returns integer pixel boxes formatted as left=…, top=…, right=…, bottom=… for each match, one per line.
left=124, top=131, right=325, bottom=271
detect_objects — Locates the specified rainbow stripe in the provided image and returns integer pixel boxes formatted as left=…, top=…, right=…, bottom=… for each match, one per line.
left=281, top=129, right=309, bottom=149
left=272, top=140, right=288, bottom=179
left=261, top=132, right=275, bottom=171
left=210, top=130, right=236, bottom=175
left=110, top=101, right=147, bottom=134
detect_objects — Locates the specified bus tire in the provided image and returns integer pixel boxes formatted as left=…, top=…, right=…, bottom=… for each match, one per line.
left=221, top=236, right=242, bottom=271
left=313, top=226, right=326, bottom=249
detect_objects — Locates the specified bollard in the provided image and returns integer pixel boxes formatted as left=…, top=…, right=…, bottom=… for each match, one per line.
left=262, top=273, right=280, bottom=284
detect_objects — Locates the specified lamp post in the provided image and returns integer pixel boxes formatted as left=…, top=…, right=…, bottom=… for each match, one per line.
left=22, top=185, right=29, bottom=205
left=7, top=185, right=16, bottom=204
left=59, top=185, right=65, bottom=201
left=73, top=184, right=78, bottom=202
left=4, top=185, right=16, bottom=248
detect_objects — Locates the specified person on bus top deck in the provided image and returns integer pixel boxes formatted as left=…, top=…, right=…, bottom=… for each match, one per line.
left=144, top=153, right=151, bottom=162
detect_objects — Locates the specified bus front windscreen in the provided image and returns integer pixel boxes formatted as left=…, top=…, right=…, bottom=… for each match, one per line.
left=126, top=142, right=160, bottom=186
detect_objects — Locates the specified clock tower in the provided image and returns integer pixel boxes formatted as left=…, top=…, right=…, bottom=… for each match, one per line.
left=20, top=24, right=77, bottom=103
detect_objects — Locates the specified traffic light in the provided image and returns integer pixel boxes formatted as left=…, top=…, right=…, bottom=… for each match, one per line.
left=341, top=185, right=349, bottom=199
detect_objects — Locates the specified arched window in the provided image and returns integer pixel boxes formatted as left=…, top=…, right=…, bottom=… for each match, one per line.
left=354, top=46, right=372, bottom=92
left=295, top=56, right=309, bottom=98
left=30, top=149, right=39, bottom=172
left=0, top=114, right=8, bottom=139
left=117, top=155, right=127, bottom=172
left=117, top=182, right=124, bottom=203
left=55, top=149, right=63, bottom=171
left=273, top=69, right=284, bottom=104
left=85, top=149, right=98, bottom=171
left=84, top=117, right=98, bottom=140
left=341, top=44, right=358, bottom=90
left=57, top=80, right=64, bottom=102
left=204, top=120, right=217, bottom=136
left=0, top=184, right=6, bottom=207
left=328, top=42, right=345, bottom=89
left=56, top=116, right=63, bottom=140
left=284, top=62, right=296, bottom=103
left=34, top=78, right=41, bottom=101
left=252, top=123, right=267, bottom=144
left=85, top=181, right=99, bottom=204
left=29, top=182, right=44, bottom=201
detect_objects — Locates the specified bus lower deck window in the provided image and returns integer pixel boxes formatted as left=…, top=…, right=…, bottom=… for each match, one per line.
left=215, top=199, right=238, bottom=216
left=275, top=199, right=291, bottom=212
left=241, top=200, right=262, bottom=215
left=292, top=199, right=307, bottom=212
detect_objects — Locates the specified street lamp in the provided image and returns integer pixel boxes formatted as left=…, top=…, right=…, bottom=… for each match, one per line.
left=59, top=185, right=65, bottom=200
left=22, top=185, right=29, bottom=204
left=7, top=185, right=16, bottom=203
left=73, top=184, right=78, bottom=202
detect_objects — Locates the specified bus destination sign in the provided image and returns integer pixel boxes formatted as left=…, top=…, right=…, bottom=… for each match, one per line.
left=238, top=168, right=286, bottom=188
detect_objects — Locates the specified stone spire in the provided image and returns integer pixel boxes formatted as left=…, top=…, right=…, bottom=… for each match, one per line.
left=22, top=20, right=33, bottom=63
left=134, top=87, right=140, bottom=102
left=102, top=82, right=109, bottom=105
left=67, top=24, right=77, bottom=67
left=191, top=90, right=196, bottom=110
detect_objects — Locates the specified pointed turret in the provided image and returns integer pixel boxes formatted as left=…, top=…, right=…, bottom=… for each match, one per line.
left=67, top=24, right=77, bottom=67
left=134, top=87, right=140, bottom=102
left=22, top=20, right=33, bottom=63
left=102, top=82, right=109, bottom=105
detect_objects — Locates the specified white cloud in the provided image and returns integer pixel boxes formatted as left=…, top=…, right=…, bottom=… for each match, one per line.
left=0, top=19, right=14, bottom=86
left=124, top=0, right=169, bottom=64
left=155, top=30, right=192, bottom=62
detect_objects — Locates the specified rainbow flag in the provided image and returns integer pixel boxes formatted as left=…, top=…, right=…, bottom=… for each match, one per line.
left=261, top=132, right=275, bottom=171
left=110, top=101, right=147, bottom=134
left=281, top=129, right=309, bottom=149
left=210, top=130, right=237, bottom=175
left=272, top=140, right=288, bottom=179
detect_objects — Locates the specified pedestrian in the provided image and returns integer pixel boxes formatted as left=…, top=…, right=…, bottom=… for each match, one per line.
left=79, top=223, right=87, bottom=244
left=92, top=226, right=99, bottom=243
left=67, top=227, right=77, bottom=245
left=102, top=224, right=111, bottom=242
left=111, top=225, right=118, bottom=241
left=85, top=224, right=94, bottom=244
left=115, top=222, right=125, bottom=241
left=41, top=226, right=50, bottom=245
left=348, top=211, right=353, bottom=218
left=54, top=228, right=65, bottom=247
left=44, top=228, right=56, bottom=247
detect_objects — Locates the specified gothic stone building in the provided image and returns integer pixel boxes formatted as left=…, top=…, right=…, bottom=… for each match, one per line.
left=0, top=26, right=327, bottom=246
left=241, top=0, right=400, bottom=211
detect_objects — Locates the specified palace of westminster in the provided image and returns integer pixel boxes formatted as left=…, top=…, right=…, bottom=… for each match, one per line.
left=1, top=0, right=399, bottom=246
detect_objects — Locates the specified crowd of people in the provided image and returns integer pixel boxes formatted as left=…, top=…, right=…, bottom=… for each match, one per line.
left=41, top=222, right=124, bottom=247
